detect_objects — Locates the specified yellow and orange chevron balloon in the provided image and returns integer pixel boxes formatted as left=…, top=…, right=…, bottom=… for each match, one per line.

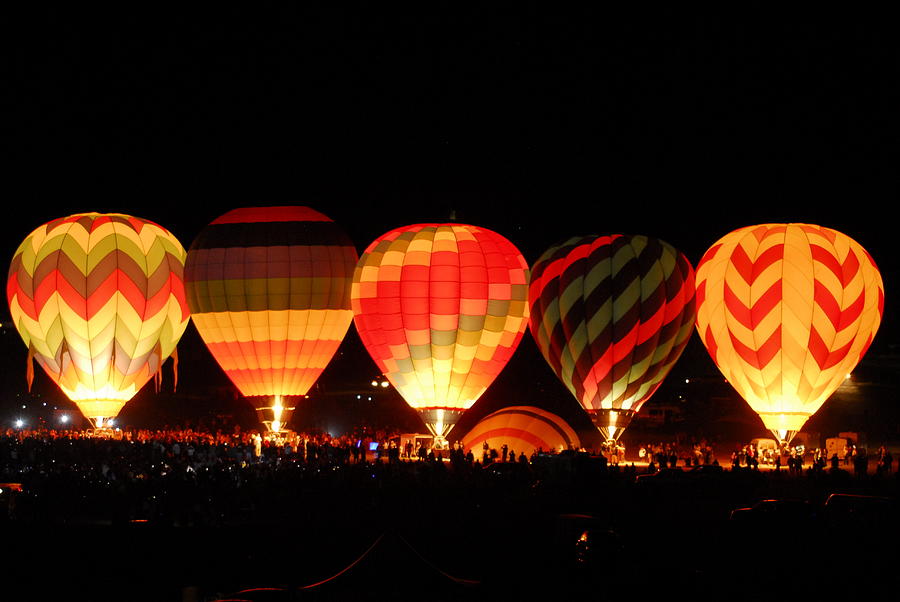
left=695, top=223, right=884, bottom=442
left=7, top=213, right=190, bottom=426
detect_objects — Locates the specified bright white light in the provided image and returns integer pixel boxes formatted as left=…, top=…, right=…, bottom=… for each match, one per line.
left=15, top=419, right=24, bottom=428
left=371, top=380, right=379, bottom=387
left=60, top=415, right=69, bottom=423
left=380, top=381, right=389, bottom=388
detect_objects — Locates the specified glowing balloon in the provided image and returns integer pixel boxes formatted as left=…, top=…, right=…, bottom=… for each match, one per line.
left=184, top=206, right=358, bottom=431
left=351, top=223, right=530, bottom=447
left=695, top=223, right=884, bottom=443
left=529, top=234, right=696, bottom=444
left=7, top=213, right=190, bottom=427
left=460, top=405, right=580, bottom=458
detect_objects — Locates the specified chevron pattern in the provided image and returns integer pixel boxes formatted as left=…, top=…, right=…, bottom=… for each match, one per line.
left=7, top=213, right=190, bottom=420
left=529, top=234, right=696, bottom=438
left=695, top=223, right=885, bottom=434
left=184, top=206, right=358, bottom=401
left=351, top=223, right=530, bottom=435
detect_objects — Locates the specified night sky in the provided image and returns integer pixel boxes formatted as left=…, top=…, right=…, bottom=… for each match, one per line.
left=3, top=5, right=897, bottom=437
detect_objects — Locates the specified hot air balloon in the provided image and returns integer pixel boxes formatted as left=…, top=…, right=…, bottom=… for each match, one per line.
left=184, top=206, right=358, bottom=432
left=529, top=234, right=696, bottom=446
left=695, top=223, right=884, bottom=445
left=460, top=405, right=580, bottom=459
left=7, top=213, right=190, bottom=428
left=351, top=223, right=530, bottom=449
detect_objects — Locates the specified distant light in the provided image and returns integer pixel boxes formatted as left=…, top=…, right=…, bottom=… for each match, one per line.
left=684, top=378, right=690, bottom=384
left=380, top=381, right=389, bottom=388
left=15, top=419, right=24, bottom=428
left=21, top=405, right=26, bottom=409
left=845, top=373, right=852, bottom=380
left=60, top=415, right=69, bottom=424
left=371, top=380, right=379, bottom=387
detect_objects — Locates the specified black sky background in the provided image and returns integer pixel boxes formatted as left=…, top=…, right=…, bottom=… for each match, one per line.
left=2, top=4, right=897, bottom=436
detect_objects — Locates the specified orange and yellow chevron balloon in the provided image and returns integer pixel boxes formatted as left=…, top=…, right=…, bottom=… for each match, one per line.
left=7, top=213, right=190, bottom=426
left=695, top=223, right=884, bottom=442
left=351, top=223, right=530, bottom=445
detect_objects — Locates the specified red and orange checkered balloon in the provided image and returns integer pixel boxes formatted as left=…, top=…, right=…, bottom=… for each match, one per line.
left=695, top=223, right=884, bottom=441
left=351, top=223, right=530, bottom=440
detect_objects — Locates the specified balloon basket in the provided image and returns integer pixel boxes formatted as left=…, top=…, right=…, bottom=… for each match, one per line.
left=588, top=409, right=635, bottom=446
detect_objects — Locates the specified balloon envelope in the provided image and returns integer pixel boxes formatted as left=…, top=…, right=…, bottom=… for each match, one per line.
left=460, top=405, right=581, bottom=458
left=7, top=213, right=190, bottom=423
left=528, top=234, right=696, bottom=442
left=184, top=206, right=358, bottom=429
left=351, top=223, right=530, bottom=441
left=695, top=223, right=884, bottom=441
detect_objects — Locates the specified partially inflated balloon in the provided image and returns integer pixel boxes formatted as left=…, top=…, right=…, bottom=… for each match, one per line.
left=351, top=223, right=530, bottom=445
left=184, top=206, right=358, bottom=431
left=695, top=223, right=884, bottom=442
left=7, top=213, right=190, bottom=426
left=460, top=405, right=581, bottom=458
left=529, top=234, right=696, bottom=443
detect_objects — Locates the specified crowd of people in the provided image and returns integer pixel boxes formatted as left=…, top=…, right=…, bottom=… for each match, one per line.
left=2, top=424, right=898, bottom=528
left=2, top=424, right=898, bottom=602
left=636, top=440, right=718, bottom=469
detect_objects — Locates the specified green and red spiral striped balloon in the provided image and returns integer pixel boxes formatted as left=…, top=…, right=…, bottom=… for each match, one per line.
left=528, top=234, right=696, bottom=442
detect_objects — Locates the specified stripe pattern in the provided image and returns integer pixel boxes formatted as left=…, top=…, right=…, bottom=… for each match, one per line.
left=7, top=213, right=189, bottom=419
left=351, top=223, right=530, bottom=434
left=528, top=234, right=696, bottom=431
left=460, top=405, right=581, bottom=456
left=184, top=206, right=358, bottom=400
left=695, top=223, right=885, bottom=433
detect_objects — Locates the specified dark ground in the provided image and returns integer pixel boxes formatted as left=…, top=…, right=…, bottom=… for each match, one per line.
left=2, top=454, right=898, bottom=602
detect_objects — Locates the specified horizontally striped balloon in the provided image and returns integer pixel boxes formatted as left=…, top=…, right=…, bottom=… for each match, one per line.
left=7, top=213, right=190, bottom=425
left=184, top=206, right=358, bottom=430
left=695, top=223, right=884, bottom=441
left=529, top=234, right=696, bottom=442
left=460, top=405, right=581, bottom=457
left=352, top=223, right=530, bottom=443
